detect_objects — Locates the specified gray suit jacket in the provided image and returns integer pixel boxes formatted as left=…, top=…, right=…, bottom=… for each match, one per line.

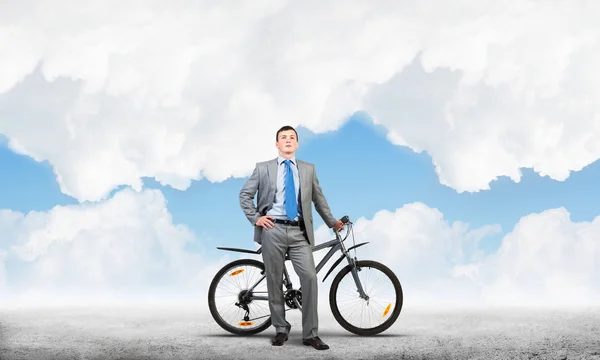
left=239, top=158, right=338, bottom=248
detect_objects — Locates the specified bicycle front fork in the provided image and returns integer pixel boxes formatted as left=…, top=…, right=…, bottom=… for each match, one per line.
left=348, top=257, right=369, bottom=300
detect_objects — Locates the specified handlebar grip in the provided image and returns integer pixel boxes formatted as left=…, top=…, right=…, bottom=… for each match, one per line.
left=340, top=215, right=349, bottom=224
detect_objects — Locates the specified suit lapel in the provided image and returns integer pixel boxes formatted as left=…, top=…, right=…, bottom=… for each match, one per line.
left=267, top=158, right=277, bottom=192
left=298, top=160, right=308, bottom=203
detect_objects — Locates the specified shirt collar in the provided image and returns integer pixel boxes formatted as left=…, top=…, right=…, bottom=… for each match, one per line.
left=277, top=155, right=296, bottom=165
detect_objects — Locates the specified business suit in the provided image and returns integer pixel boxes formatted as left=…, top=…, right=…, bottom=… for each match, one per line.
left=239, top=157, right=337, bottom=341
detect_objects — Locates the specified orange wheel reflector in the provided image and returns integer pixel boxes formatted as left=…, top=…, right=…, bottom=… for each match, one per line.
left=230, top=269, right=244, bottom=276
left=383, top=303, right=392, bottom=317
left=238, top=321, right=254, bottom=326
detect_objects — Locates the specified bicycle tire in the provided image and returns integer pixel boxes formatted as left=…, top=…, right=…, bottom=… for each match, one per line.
left=329, top=260, right=403, bottom=336
left=208, top=258, right=272, bottom=335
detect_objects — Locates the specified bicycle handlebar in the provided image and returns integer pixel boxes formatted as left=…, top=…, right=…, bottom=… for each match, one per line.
left=334, top=215, right=352, bottom=236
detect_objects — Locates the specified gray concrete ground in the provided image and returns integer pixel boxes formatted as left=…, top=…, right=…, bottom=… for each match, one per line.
left=1, top=305, right=600, bottom=360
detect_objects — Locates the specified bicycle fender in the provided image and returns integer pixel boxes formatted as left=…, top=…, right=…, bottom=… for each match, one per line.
left=216, top=246, right=260, bottom=255
left=323, top=254, right=346, bottom=282
left=347, top=242, right=369, bottom=252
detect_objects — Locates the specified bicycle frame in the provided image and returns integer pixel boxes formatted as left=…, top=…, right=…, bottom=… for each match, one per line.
left=216, top=222, right=371, bottom=304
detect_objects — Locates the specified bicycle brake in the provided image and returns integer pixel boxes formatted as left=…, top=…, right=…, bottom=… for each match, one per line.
left=351, top=257, right=361, bottom=270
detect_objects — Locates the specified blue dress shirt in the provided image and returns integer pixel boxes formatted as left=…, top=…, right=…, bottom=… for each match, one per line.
left=267, top=156, right=302, bottom=221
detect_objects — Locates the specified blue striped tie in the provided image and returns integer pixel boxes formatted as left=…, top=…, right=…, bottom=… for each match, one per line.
left=284, top=160, right=298, bottom=220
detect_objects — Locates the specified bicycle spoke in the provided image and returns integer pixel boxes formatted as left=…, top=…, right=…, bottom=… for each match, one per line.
left=216, top=282, right=240, bottom=296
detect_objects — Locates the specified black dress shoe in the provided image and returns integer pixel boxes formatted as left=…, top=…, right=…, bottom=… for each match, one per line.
left=271, top=332, right=288, bottom=346
left=302, top=336, right=329, bottom=350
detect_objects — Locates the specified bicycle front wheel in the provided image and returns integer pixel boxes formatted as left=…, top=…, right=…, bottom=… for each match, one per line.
left=208, top=259, right=272, bottom=335
left=329, top=260, right=403, bottom=336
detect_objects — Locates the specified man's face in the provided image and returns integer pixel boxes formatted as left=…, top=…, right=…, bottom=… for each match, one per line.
left=276, top=130, right=298, bottom=155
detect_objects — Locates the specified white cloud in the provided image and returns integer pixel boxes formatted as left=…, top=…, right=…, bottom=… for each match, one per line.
left=2, top=1, right=600, bottom=201
left=317, top=203, right=600, bottom=310
left=0, top=251, right=6, bottom=294
left=332, top=203, right=502, bottom=309
left=472, top=208, right=600, bottom=307
left=1, top=192, right=598, bottom=310
left=0, top=188, right=233, bottom=307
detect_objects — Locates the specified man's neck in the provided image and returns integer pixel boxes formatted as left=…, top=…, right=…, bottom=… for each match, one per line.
left=278, top=153, right=295, bottom=160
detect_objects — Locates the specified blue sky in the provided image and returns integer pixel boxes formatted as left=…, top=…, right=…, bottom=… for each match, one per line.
left=3, top=113, right=599, bottom=261
left=2, top=1, right=600, bottom=308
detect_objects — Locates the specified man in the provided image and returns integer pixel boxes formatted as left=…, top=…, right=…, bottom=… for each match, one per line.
left=239, top=125, right=343, bottom=350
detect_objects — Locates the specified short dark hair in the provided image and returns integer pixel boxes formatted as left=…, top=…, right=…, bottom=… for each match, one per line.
left=276, top=125, right=298, bottom=142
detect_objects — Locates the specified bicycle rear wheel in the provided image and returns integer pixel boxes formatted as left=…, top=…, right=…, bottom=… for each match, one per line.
left=329, top=260, right=403, bottom=336
left=208, top=259, right=272, bottom=335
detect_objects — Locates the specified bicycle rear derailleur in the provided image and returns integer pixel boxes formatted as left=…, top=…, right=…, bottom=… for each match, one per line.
left=235, top=289, right=252, bottom=321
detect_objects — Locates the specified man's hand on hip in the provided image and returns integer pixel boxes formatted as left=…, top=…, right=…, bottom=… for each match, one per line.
left=256, top=216, right=276, bottom=230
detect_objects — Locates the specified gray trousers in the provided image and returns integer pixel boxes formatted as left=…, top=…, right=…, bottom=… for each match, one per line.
left=260, top=222, right=319, bottom=339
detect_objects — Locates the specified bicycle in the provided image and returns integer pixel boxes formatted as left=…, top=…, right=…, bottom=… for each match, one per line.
left=207, top=215, right=403, bottom=336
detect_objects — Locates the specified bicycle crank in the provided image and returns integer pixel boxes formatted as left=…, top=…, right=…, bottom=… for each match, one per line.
left=284, top=289, right=302, bottom=309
